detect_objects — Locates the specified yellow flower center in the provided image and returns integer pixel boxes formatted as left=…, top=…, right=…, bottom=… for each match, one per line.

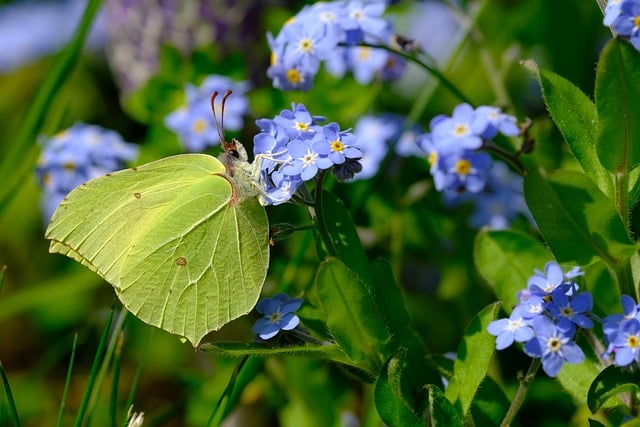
left=287, top=68, right=302, bottom=84
left=453, top=124, right=469, bottom=137
left=299, top=38, right=314, bottom=53
left=561, top=307, right=573, bottom=317
left=428, top=152, right=437, bottom=167
left=270, top=51, right=278, bottom=66
left=63, top=162, right=76, bottom=171
left=634, top=15, right=640, bottom=28
left=330, top=140, right=344, bottom=152
left=628, top=335, right=639, bottom=349
left=358, top=47, right=371, bottom=61
left=455, top=159, right=471, bottom=175
left=192, top=118, right=207, bottom=134
left=295, top=122, right=309, bottom=132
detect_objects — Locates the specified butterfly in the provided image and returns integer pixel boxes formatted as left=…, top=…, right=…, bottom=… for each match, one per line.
left=45, top=91, right=270, bottom=346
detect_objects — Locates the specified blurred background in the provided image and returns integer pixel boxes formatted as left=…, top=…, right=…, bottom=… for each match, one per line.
left=0, top=0, right=611, bottom=426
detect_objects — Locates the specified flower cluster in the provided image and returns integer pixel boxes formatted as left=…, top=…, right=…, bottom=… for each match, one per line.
left=267, top=1, right=405, bottom=91
left=603, top=0, right=640, bottom=51
left=164, top=75, right=249, bottom=152
left=487, top=261, right=593, bottom=377
left=602, top=295, right=640, bottom=366
left=418, top=103, right=520, bottom=194
left=253, top=103, right=363, bottom=205
left=252, top=293, right=303, bottom=340
left=36, top=123, right=139, bottom=222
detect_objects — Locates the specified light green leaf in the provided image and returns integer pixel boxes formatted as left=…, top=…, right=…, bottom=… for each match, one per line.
left=474, top=229, right=551, bottom=313
left=46, top=153, right=269, bottom=346
left=445, top=302, right=501, bottom=420
left=556, top=358, right=600, bottom=404
left=521, top=59, right=611, bottom=196
left=524, top=169, right=636, bottom=267
left=595, top=38, right=640, bottom=173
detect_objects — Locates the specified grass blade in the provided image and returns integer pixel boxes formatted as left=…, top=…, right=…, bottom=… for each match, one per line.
left=0, top=361, right=21, bottom=427
left=73, top=306, right=115, bottom=427
left=57, top=334, right=79, bottom=427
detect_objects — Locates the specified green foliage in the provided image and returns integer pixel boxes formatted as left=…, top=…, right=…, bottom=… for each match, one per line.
left=524, top=169, right=636, bottom=267
left=588, top=366, right=640, bottom=414
left=445, top=302, right=500, bottom=420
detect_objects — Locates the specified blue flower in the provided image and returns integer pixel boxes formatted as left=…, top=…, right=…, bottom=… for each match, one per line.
left=164, top=75, right=249, bottom=152
left=473, top=106, right=520, bottom=139
left=431, top=103, right=487, bottom=153
left=546, top=288, right=594, bottom=330
left=487, top=306, right=534, bottom=350
left=351, top=114, right=401, bottom=180
left=527, top=261, right=569, bottom=297
left=523, top=316, right=585, bottom=377
left=602, top=295, right=640, bottom=364
left=434, top=150, right=492, bottom=194
left=604, top=0, right=625, bottom=26
left=36, top=123, right=138, bottom=222
left=312, top=122, right=362, bottom=166
left=252, top=293, right=303, bottom=340
left=613, top=0, right=640, bottom=51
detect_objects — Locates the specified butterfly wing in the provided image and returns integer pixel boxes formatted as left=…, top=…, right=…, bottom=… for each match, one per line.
left=46, top=153, right=269, bottom=345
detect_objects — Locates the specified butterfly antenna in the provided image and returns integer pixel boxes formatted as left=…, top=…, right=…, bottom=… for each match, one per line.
left=210, top=91, right=226, bottom=147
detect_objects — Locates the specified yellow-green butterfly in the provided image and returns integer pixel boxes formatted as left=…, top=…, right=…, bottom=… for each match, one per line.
left=45, top=92, right=269, bottom=346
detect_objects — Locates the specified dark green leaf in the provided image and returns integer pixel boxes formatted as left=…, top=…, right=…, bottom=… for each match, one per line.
left=595, top=39, right=640, bottom=173
left=589, top=420, right=606, bottom=427
left=474, top=229, right=551, bottom=313
left=524, top=169, right=636, bottom=267
left=374, top=351, right=423, bottom=427
left=315, top=191, right=371, bottom=285
left=425, top=384, right=463, bottom=427
left=470, top=376, right=511, bottom=427
left=368, top=259, right=411, bottom=351
left=445, top=302, right=501, bottom=419
left=521, top=59, right=611, bottom=196
left=315, top=257, right=389, bottom=372
left=587, top=365, right=640, bottom=413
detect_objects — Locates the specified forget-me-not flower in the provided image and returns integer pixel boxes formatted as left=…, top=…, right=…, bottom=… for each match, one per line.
left=252, top=293, right=303, bottom=340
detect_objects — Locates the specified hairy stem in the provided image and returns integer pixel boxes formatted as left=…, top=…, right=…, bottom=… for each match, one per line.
left=501, top=358, right=540, bottom=427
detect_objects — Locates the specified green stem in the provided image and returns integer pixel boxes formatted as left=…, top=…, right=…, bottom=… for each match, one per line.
left=309, top=170, right=339, bottom=258
left=500, top=358, right=540, bottom=427
left=56, top=334, right=79, bottom=427
left=614, top=261, right=637, bottom=301
left=482, top=141, right=527, bottom=175
left=615, top=171, right=631, bottom=236
left=354, top=42, right=473, bottom=105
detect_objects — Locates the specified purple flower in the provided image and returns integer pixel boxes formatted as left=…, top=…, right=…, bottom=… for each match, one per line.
left=252, top=293, right=303, bottom=340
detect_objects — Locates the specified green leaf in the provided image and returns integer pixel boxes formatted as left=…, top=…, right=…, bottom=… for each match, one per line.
left=521, top=59, right=611, bottom=196
left=198, top=342, right=353, bottom=365
left=595, top=38, right=640, bottom=173
left=368, top=259, right=411, bottom=351
left=470, top=376, right=511, bottom=427
left=425, top=385, right=463, bottom=427
left=46, top=153, right=270, bottom=346
left=316, top=190, right=371, bottom=285
left=587, top=365, right=640, bottom=413
left=474, top=229, right=551, bottom=313
left=0, top=361, right=21, bottom=427
left=315, top=257, right=389, bottom=372
left=374, top=351, right=423, bottom=427
left=0, top=265, right=6, bottom=293
left=524, top=169, right=636, bottom=267
left=445, top=302, right=501, bottom=419
left=556, top=358, right=600, bottom=404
